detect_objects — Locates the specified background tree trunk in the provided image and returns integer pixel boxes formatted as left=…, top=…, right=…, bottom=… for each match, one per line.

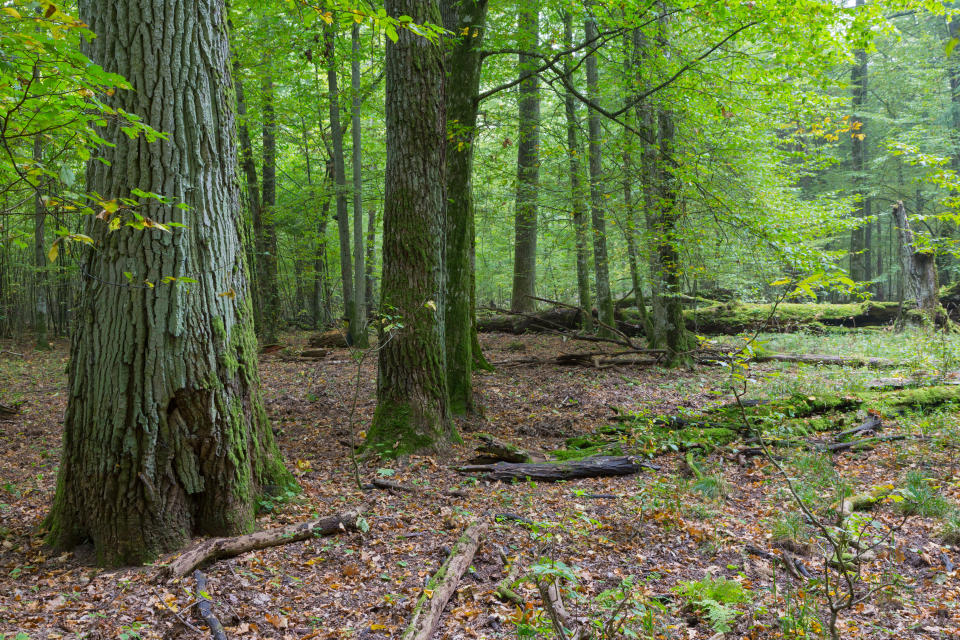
left=849, top=2, right=871, bottom=286
left=366, top=0, right=454, bottom=456
left=32, top=129, right=48, bottom=350
left=892, top=201, right=941, bottom=322
left=510, top=0, right=539, bottom=314
left=46, top=0, right=293, bottom=566
left=562, top=11, right=594, bottom=333
left=258, top=71, right=281, bottom=343
left=350, top=23, right=368, bottom=347
left=442, top=0, right=488, bottom=416
left=584, top=14, right=616, bottom=338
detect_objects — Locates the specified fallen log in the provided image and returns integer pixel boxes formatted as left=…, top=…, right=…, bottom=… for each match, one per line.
left=193, top=571, right=228, bottom=640
left=817, top=434, right=907, bottom=454
left=834, top=414, right=882, bottom=441
left=474, top=433, right=533, bottom=463
left=401, top=518, right=490, bottom=640
left=159, top=506, right=366, bottom=580
left=457, top=455, right=658, bottom=482
left=369, top=478, right=468, bottom=498
left=495, top=550, right=524, bottom=606
left=750, top=353, right=896, bottom=368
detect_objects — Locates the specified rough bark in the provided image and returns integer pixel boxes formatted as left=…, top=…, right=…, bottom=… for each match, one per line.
left=313, top=161, right=335, bottom=328
left=366, top=0, right=454, bottom=456
left=33, top=128, right=48, bottom=350
left=326, top=25, right=356, bottom=344
left=46, top=0, right=294, bottom=566
left=442, top=0, right=488, bottom=415
left=510, top=0, right=540, bottom=314
left=350, top=23, right=368, bottom=347
left=258, top=71, right=281, bottom=343
left=584, top=14, right=616, bottom=340
left=892, top=201, right=941, bottom=322
left=562, top=11, right=594, bottom=333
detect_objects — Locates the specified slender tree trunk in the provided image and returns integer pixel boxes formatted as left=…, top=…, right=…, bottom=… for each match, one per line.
left=510, top=0, right=539, bottom=313
left=46, top=0, right=293, bottom=566
left=313, top=162, right=335, bottom=328
left=258, top=71, right=281, bottom=343
left=442, top=0, right=488, bottom=415
left=584, top=13, right=616, bottom=338
left=561, top=11, right=593, bottom=332
left=366, top=0, right=454, bottom=456
left=350, top=23, right=368, bottom=346
left=365, top=207, right=377, bottom=317
left=326, top=25, right=356, bottom=344
left=33, top=131, right=49, bottom=350
left=849, top=6, right=871, bottom=285
left=232, top=64, right=264, bottom=333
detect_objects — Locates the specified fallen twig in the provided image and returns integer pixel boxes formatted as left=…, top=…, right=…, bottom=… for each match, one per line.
left=193, top=570, right=228, bottom=640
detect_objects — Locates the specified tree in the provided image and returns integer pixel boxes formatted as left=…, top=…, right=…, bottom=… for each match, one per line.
left=510, top=0, right=540, bottom=313
left=365, top=0, right=454, bottom=455
left=45, top=0, right=293, bottom=566
left=350, top=22, right=369, bottom=347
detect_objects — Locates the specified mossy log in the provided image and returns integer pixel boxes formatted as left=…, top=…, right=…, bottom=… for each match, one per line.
left=457, top=455, right=655, bottom=481
left=401, top=518, right=489, bottom=640
left=158, top=506, right=366, bottom=580
left=475, top=433, right=533, bottom=463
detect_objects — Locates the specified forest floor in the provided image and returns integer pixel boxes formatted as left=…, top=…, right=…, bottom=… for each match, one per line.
left=1, top=329, right=959, bottom=639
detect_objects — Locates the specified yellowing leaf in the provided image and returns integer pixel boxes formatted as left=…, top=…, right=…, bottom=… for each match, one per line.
left=218, top=288, right=236, bottom=299
left=2, top=7, right=22, bottom=18
left=47, top=241, right=59, bottom=262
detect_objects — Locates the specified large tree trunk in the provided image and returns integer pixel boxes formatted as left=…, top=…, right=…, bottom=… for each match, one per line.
left=326, top=25, right=357, bottom=344
left=892, top=201, right=941, bottom=323
left=350, top=23, right=368, bottom=347
left=561, top=11, right=594, bottom=333
left=46, top=0, right=294, bottom=567
left=366, top=0, right=454, bottom=456
left=584, top=14, right=616, bottom=339
left=442, top=0, right=488, bottom=415
left=258, top=71, right=281, bottom=343
left=510, top=0, right=539, bottom=314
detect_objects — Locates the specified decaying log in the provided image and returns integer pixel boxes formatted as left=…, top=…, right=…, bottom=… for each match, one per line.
left=301, top=348, right=329, bottom=359
left=750, top=353, right=896, bottom=368
left=369, top=478, right=468, bottom=498
left=401, top=518, right=490, bottom=640
left=474, top=433, right=533, bottom=463
left=308, top=330, right=349, bottom=348
left=833, top=414, right=882, bottom=442
left=458, top=456, right=658, bottom=482
left=159, top=506, right=366, bottom=580
left=817, top=434, right=907, bottom=454
left=193, top=570, right=228, bottom=640
left=495, top=549, right=524, bottom=605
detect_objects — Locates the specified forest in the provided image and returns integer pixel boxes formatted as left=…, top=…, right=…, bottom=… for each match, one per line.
left=2, top=0, right=960, bottom=638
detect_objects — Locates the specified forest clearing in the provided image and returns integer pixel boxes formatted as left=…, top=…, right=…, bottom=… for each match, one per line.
left=5, top=0, right=960, bottom=638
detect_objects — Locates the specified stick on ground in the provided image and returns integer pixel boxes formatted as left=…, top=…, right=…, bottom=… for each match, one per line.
left=193, top=570, right=228, bottom=640
left=401, top=517, right=490, bottom=640
left=159, top=506, right=366, bottom=580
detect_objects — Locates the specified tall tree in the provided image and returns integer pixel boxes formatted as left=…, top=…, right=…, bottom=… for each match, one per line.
left=561, top=10, right=594, bottom=332
left=46, top=0, right=293, bottom=566
left=350, top=23, right=368, bottom=347
left=442, top=0, right=488, bottom=415
left=365, top=0, right=454, bottom=455
left=33, top=129, right=49, bottom=350
left=326, top=24, right=357, bottom=344
left=584, top=11, right=616, bottom=337
left=849, top=4, right=872, bottom=285
left=510, top=0, right=540, bottom=313
left=258, top=70, right=282, bottom=343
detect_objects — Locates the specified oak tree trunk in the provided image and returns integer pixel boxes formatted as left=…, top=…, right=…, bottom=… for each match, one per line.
left=442, top=0, right=488, bottom=415
left=46, top=0, right=294, bottom=566
left=366, top=0, right=454, bottom=456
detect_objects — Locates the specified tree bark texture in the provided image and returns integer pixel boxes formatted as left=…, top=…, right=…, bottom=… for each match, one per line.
left=326, top=26, right=356, bottom=343
left=442, top=0, right=488, bottom=415
left=892, top=201, right=940, bottom=321
left=510, top=0, right=539, bottom=313
left=366, top=0, right=454, bottom=456
left=562, top=11, right=594, bottom=333
left=584, top=14, right=616, bottom=339
left=33, top=128, right=48, bottom=349
left=46, top=0, right=294, bottom=566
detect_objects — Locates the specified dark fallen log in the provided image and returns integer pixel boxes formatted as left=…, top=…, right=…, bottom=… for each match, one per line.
left=301, top=348, right=329, bottom=359
left=751, top=353, right=896, bottom=368
left=475, top=433, right=533, bottom=463
left=401, top=518, right=489, bottom=640
left=369, top=478, right=468, bottom=498
left=159, top=506, right=366, bottom=580
left=458, top=455, right=658, bottom=482
left=834, top=414, right=882, bottom=442
left=308, top=330, right=349, bottom=348
left=193, top=571, right=228, bottom=640
left=817, top=434, right=907, bottom=454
